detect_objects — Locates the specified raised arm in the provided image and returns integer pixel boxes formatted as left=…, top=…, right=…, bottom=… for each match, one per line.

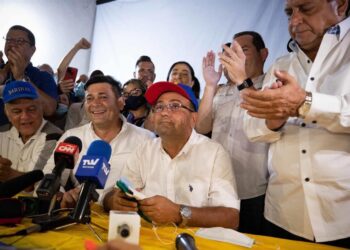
left=195, top=51, right=222, bottom=134
left=57, top=38, right=91, bottom=81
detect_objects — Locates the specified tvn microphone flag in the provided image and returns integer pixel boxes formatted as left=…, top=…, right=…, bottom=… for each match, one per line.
left=75, top=140, right=112, bottom=188
left=72, top=140, right=112, bottom=222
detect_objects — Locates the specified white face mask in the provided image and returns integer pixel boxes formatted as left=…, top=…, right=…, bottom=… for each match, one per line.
left=195, top=227, right=254, bottom=248
left=56, top=103, right=68, bottom=115
left=74, top=82, right=85, bottom=99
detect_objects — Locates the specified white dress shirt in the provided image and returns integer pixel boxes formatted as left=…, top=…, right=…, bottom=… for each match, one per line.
left=0, top=120, right=61, bottom=173
left=244, top=17, right=350, bottom=242
left=42, top=115, right=154, bottom=202
left=212, top=75, right=269, bottom=199
left=121, top=130, right=240, bottom=210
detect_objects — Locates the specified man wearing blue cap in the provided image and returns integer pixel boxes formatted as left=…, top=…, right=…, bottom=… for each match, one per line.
left=104, top=81, right=240, bottom=229
left=0, top=81, right=61, bottom=182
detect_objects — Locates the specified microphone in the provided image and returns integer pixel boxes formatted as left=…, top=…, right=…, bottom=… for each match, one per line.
left=0, top=170, right=44, bottom=198
left=0, top=198, right=24, bottom=225
left=9, top=215, right=76, bottom=236
left=0, top=196, right=50, bottom=225
left=36, top=136, right=82, bottom=200
left=71, top=140, right=111, bottom=223
left=175, top=233, right=197, bottom=250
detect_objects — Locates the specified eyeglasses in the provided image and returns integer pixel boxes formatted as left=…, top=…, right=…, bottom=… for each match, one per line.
left=122, top=88, right=143, bottom=98
left=152, top=102, right=194, bottom=113
left=3, top=37, right=31, bottom=46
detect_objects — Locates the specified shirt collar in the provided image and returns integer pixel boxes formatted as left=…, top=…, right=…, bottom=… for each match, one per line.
left=88, top=114, right=127, bottom=141
left=159, top=129, right=197, bottom=158
left=335, top=16, right=350, bottom=41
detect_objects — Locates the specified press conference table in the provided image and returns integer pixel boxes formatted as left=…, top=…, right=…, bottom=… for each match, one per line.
left=0, top=205, right=346, bottom=250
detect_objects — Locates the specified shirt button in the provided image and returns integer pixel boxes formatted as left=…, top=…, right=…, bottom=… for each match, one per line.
left=305, top=177, right=310, bottom=182
left=310, top=77, right=315, bottom=81
left=302, top=149, right=307, bottom=154
left=312, top=120, right=317, bottom=124
left=307, top=60, right=311, bottom=63
left=301, top=123, right=306, bottom=127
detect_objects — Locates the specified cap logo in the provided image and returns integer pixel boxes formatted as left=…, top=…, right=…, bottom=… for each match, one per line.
left=8, top=86, right=32, bottom=95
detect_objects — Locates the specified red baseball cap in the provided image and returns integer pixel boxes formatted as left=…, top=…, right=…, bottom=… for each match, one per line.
left=145, top=81, right=198, bottom=111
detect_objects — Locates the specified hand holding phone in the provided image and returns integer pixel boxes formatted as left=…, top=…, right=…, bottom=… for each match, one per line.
left=63, top=67, right=78, bottom=82
left=116, top=178, right=151, bottom=223
left=116, top=178, right=146, bottom=201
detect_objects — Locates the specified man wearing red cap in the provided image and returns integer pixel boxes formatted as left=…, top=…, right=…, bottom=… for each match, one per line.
left=104, top=82, right=240, bottom=229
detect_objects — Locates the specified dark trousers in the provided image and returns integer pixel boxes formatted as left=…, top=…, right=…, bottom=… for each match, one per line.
left=263, top=218, right=350, bottom=249
left=238, top=194, right=265, bottom=235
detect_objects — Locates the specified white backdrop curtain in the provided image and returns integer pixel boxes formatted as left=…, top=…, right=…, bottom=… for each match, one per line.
left=91, top=0, right=290, bottom=95
left=0, top=0, right=95, bottom=77
left=0, top=0, right=290, bottom=96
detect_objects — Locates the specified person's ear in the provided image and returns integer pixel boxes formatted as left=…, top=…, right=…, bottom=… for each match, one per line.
left=336, top=0, right=348, bottom=17
left=260, top=48, right=269, bottom=63
left=117, top=96, right=125, bottom=110
left=190, top=111, right=198, bottom=129
left=133, top=71, right=136, bottom=78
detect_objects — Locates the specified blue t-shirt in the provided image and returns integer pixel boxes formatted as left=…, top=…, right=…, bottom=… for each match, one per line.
left=0, top=63, right=58, bottom=125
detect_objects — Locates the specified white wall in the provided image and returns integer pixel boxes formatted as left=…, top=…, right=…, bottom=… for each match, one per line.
left=0, top=0, right=95, bottom=76
left=91, top=0, right=290, bottom=96
left=0, top=0, right=291, bottom=96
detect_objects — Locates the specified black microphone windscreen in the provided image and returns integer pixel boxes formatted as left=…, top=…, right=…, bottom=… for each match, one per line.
left=0, top=170, right=44, bottom=198
left=64, top=136, right=82, bottom=152
left=175, top=233, right=197, bottom=250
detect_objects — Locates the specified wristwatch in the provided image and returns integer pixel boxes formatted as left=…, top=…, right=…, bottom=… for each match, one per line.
left=298, top=91, right=312, bottom=119
left=179, top=205, right=192, bottom=227
left=237, top=78, right=254, bottom=91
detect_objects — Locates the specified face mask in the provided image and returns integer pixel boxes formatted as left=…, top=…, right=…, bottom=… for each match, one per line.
left=56, top=103, right=68, bottom=116
left=74, top=82, right=85, bottom=99
left=124, top=95, right=146, bottom=111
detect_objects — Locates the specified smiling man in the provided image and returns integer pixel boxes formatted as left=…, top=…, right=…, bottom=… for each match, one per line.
left=0, top=81, right=62, bottom=182
left=42, top=75, right=153, bottom=207
left=104, top=82, right=240, bottom=229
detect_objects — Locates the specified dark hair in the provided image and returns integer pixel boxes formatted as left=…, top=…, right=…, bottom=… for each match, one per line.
left=166, top=61, right=201, bottom=99
left=347, top=1, right=350, bottom=17
left=135, top=55, right=154, bottom=68
left=123, top=78, right=146, bottom=93
left=233, top=31, right=265, bottom=51
left=9, top=25, right=35, bottom=46
left=84, top=75, right=122, bottom=98
left=89, top=69, right=104, bottom=78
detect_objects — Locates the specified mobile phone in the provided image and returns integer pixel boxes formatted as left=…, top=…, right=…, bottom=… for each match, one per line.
left=116, top=179, right=146, bottom=201
left=116, top=178, right=151, bottom=223
left=63, top=67, right=78, bottom=82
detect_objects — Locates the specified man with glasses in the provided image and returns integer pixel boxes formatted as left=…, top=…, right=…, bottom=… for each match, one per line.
left=0, top=25, right=58, bottom=128
left=122, top=79, right=150, bottom=128
left=103, top=81, right=240, bottom=229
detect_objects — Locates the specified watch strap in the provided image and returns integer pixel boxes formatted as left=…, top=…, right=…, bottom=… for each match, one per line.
left=237, top=78, right=254, bottom=91
left=298, top=91, right=312, bottom=119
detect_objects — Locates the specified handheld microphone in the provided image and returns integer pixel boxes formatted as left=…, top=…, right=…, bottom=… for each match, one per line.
left=175, top=233, right=197, bottom=250
left=71, top=140, right=111, bottom=222
left=0, top=196, right=51, bottom=225
left=36, top=136, right=82, bottom=200
left=0, top=169, right=44, bottom=198
left=11, top=215, right=76, bottom=236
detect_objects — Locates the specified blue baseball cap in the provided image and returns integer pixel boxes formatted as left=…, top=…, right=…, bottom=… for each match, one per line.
left=145, top=81, right=198, bottom=111
left=3, top=81, right=39, bottom=103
